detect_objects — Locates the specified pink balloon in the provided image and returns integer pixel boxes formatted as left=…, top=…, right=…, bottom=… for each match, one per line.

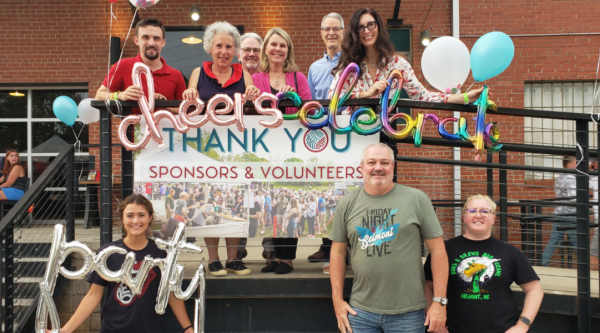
left=206, top=94, right=237, bottom=127
left=109, top=0, right=118, bottom=2
left=178, top=98, right=208, bottom=128
left=118, top=115, right=151, bottom=151
left=233, top=93, right=246, bottom=132
left=254, top=93, right=283, bottom=129
left=154, top=110, right=188, bottom=133
left=131, top=63, right=163, bottom=146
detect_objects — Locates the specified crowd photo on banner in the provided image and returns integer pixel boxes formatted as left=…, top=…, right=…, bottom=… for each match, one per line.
left=40, top=0, right=600, bottom=331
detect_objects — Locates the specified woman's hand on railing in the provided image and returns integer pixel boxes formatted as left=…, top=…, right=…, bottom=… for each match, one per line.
left=245, top=85, right=260, bottom=100
left=278, top=85, right=295, bottom=93
left=182, top=88, right=199, bottom=101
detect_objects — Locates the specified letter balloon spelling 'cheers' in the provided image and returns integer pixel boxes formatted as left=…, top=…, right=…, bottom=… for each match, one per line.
left=36, top=223, right=206, bottom=333
left=118, top=62, right=501, bottom=161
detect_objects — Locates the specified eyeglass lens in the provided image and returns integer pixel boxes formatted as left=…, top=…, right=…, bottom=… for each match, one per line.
left=357, top=21, right=377, bottom=33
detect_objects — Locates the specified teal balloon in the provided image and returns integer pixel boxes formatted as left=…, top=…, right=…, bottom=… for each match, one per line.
left=470, top=31, right=514, bottom=82
left=53, top=96, right=78, bottom=126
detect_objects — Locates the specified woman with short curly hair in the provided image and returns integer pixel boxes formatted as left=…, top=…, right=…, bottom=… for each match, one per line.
left=183, top=21, right=260, bottom=110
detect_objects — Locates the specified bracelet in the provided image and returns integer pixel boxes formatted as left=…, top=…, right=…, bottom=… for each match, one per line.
left=112, top=91, right=119, bottom=100
left=463, top=92, right=469, bottom=105
left=183, top=325, right=193, bottom=332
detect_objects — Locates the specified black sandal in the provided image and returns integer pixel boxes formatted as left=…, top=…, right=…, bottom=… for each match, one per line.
left=275, top=262, right=293, bottom=274
left=261, top=261, right=279, bottom=273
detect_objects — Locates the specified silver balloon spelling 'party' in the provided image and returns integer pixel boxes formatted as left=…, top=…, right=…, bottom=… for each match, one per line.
left=36, top=223, right=206, bottom=333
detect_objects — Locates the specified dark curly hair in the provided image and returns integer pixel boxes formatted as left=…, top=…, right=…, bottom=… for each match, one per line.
left=332, top=8, right=395, bottom=78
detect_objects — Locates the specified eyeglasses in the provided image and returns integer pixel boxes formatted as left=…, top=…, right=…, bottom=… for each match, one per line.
left=464, top=208, right=494, bottom=217
left=321, top=27, right=343, bottom=33
left=356, top=21, right=377, bottom=34
left=242, top=47, right=261, bottom=54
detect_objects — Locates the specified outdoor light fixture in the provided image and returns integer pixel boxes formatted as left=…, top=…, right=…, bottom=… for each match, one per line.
left=182, top=36, right=202, bottom=44
left=190, top=5, right=200, bottom=21
left=420, top=30, right=431, bottom=46
left=9, top=91, right=24, bottom=97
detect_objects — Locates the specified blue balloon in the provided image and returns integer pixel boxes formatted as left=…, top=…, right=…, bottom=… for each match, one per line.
left=470, top=31, right=514, bottom=82
left=53, top=96, right=78, bottom=126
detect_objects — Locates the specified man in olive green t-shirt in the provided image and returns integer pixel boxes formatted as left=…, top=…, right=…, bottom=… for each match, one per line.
left=329, top=143, right=449, bottom=333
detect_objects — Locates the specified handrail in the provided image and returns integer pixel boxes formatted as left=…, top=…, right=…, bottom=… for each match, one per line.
left=0, top=146, right=74, bottom=232
left=91, top=98, right=600, bottom=121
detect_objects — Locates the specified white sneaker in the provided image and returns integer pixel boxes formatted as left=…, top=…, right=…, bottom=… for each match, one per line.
left=323, top=262, right=330, bottom=274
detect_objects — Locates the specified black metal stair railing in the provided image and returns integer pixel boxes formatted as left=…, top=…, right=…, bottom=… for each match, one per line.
left=0, top=146, right=76, bottom=333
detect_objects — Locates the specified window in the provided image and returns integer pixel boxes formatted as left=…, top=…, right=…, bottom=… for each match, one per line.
left=0, top=88, right=89, bottom=182
left=524, top=82, right=600, bottom=179
left=162, top=30, right=210, bottom=84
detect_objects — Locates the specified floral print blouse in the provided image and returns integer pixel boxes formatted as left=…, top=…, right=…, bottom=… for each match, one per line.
left=327, top=55, right=448, bottom=114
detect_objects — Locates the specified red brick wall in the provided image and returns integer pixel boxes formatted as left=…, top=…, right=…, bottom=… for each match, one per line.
left=2, top=0, right=599, bottom=262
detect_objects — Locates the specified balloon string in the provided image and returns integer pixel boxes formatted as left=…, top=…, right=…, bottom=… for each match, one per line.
left=107, top=7, right=137, bottom=90
left=72, top=125, right=86, bottom=181
left=465, top=81, right=478, bottom=93
left=71, top=126, right=81, bottom=154
left=575, top=141, right=590, bottom=176
left=105, top=7, right=138, bottom=119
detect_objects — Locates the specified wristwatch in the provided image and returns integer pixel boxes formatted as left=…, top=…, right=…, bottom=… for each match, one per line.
left=432, top=296, right=448, bottom=306
left=519, top=316, right=531, bottom=327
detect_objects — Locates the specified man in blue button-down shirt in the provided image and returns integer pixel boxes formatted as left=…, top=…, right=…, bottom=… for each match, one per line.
left=306, top=13, right=345, bottom=273
left=307, top=13, right=345, bottom=101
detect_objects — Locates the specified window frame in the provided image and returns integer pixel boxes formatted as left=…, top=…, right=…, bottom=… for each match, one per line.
left=0, top=86, right=90, bottom=182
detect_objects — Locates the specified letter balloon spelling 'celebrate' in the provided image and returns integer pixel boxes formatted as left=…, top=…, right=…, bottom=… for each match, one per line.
left=36, top=223, right=206, bottom=333
left=117, top=62, right=503, bottom=159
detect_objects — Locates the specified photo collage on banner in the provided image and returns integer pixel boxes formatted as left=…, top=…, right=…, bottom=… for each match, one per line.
left=134, top=116, right=378, bottom=239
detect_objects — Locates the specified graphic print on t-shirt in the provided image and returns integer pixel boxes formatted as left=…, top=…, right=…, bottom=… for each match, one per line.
left=451, top=251, right=501, bottom=300
left=355, top=208, right=399, bottom=256
left=115, top=259, right=158, bottom=306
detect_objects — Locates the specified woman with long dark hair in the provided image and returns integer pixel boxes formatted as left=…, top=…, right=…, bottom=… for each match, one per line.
left=0, top=150, right=26, bottom=201
left=329, top=8, right=483, bottom=112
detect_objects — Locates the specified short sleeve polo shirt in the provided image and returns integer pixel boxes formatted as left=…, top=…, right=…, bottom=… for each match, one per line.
left=102, top=54, right=186, bottom=114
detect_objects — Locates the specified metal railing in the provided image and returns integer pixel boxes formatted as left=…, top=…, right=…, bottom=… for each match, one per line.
left=0, top=146, right=76, bottom=333
left=92, top=98, right=600, bottom=333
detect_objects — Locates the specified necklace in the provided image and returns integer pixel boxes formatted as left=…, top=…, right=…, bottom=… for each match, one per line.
left=272, top=72, right=283, bottom=87
left=365, top=56, right=377, bottom=68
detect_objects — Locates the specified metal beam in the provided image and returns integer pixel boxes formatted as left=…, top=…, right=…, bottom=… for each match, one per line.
left=99, top=108, right=112, bottom=246
left=575, top=119, right=591, bottom=333
left=499, top=151, right=508, bottom=242
left=395, top=155, right=598, bottom=175
left=91, top=99, right=600, bottom=121
left=387, top=0, right=403, bottom=26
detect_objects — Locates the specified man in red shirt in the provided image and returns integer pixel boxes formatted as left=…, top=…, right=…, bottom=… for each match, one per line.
left=95, top=18, right=186, bottom=113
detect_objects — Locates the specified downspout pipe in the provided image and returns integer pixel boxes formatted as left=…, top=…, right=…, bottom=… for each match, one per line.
left=452, top=0, right=462, bottom=237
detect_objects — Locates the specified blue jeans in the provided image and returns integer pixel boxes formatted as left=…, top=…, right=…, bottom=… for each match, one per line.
left=348, top=306, right=425, bottom=333
left=287, top=218, right=298, bottom=237
left=542, top=222, right=578, bottom=266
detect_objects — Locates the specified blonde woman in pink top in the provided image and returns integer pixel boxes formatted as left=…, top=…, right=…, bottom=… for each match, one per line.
left=252, top=27, right=312, bottom=115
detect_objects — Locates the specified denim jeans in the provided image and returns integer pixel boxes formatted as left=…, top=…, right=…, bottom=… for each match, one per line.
left=541, top=222, right=578, bottom=266
left=348, top=306, right=425, bottom=333
left=287, top=217, right=298, bottom=237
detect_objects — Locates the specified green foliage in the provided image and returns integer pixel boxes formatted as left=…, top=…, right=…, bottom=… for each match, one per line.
left=283, top=157, right=304, bottom=162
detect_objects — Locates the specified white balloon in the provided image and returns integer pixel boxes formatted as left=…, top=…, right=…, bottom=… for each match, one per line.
left=421, top=36, right=471, bottom=94
left=77, top=98, right=100, bottom=124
